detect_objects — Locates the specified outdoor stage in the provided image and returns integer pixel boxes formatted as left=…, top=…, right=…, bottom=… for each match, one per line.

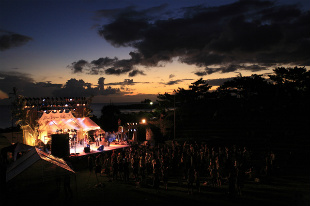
left=69, top=142, right=129, bottom=157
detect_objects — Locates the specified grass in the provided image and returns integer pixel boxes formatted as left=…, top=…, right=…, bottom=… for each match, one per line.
left=3, top=135, right=309, bottom=205
left=4, top=167, right=308, bottom=206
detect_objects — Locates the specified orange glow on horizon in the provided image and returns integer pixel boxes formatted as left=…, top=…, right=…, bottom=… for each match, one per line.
left=0, top=90, right=9, bottom=99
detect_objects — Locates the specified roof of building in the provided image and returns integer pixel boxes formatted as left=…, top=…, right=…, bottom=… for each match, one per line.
left=6, top=147, right=74, bottom=182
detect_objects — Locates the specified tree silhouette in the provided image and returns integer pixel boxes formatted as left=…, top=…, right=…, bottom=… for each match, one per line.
left=269, top=66, right=310, bottom=97
left=99, top=104, right=121, bottom=132
left=217, top=74, right=271, bottom=99
left=156, top=66, right=309, bottom=140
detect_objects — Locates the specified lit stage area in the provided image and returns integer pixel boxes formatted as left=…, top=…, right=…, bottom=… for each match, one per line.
left=69, top=142, right=129, bottom=156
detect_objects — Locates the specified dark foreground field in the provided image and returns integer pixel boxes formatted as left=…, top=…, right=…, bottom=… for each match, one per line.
left=3, top=169, right=309, bottom=206
left=3, top=137, right=309, bottom=206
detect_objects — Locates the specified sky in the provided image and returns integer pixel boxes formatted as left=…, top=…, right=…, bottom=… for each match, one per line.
left=1, top=0, right=309, bottom=103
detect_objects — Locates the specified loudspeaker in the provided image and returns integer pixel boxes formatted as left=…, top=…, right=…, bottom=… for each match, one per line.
left=97, top=145, right=104, bottom=151
left=84, top=147, right=90, bottom=153
left=51, top=134, right=70, bottom=158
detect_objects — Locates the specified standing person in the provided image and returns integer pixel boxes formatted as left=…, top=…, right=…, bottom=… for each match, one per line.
left=236, top=164, right=246, bottom=196
left=123, top=157, right=129, bottom=182
left=153, top=159, right=160, bottom=192
left=112, top=158, right=118, bottom=181
left=195, top=169, right=201, bottom=193
left=104, top=156, right=111, bottom=181
left=88, top=155, right=94, bottom=173
left=84, top=134, right=87, bottom=147
left=64, top=174, right=72, bottom=200
left=187, top=167, right=195, bottom=195
left=228, top=161, right=237, bottom=197
left=162, top=166, right=169, bottom=190
left=95, top=155, right=102, bottom=184
left=95, top=133, right=99, bottom=146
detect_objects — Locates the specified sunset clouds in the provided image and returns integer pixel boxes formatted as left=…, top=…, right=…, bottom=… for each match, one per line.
left=69, top=0, right=310, bottom=77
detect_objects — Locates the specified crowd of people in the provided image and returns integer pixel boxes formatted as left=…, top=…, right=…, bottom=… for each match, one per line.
left=87, top=141, right=274, bottom=195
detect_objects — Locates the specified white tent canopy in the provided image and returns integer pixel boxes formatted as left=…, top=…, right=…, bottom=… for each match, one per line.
left=76, top=117, right=101, bottom=131
left=37, top=111, right=103, bottom=144
left=38, top=111, right=101, bottom=132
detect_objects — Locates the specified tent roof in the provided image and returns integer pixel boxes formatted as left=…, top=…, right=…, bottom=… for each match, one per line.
left=0, top=142, right=33, bottom=161
left=38, top=111, right=101, bottom=132
left=6, top=147, right=74, bottom=182
left=13, top=142, right=33, bottom=161
left=76, top=117, right=101, bottom=131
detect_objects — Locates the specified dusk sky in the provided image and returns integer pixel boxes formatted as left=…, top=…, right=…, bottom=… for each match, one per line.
left=1, top=0, right=309, bottom=103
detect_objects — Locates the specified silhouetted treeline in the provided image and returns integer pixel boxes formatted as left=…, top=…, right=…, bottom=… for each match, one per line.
left=157, top=67, right=310, bottom=143
left=95, top=67, right=309, bottom=146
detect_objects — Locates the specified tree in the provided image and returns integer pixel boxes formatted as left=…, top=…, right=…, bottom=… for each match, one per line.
left=141, top=99, right=152, bottom=104
left=9, top=87, right=28, bottom=127
left=157, top=78, right=212, bottom=109
left=217, top=74, right=271, bottom=98
left=176, top=78, right=212, bottom=103
left=268, top=66, right=310, bottom=97
left=99, top=105, right=120, bottom=132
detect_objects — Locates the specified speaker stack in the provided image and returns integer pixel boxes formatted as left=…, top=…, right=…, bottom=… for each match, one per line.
left=51, top=134, right=70, bottom=158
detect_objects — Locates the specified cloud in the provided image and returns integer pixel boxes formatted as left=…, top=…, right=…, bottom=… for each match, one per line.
left=205, top=77, right=236, bottom=86
left=0, top=71, right=122, bottom=100
left=165, top=80, right=183, bottom=85
left=69, top=52, right=147, bottom=77
left=52, top=78, right=120, bottom=97
left=169, top=74, right=175, bottom=79
left=105, top=79, right=135, bottom=86
left=129, top=69, right=146, bottom=77
left=0, top=71, right=61, bottom=98
left=162, top=79, right=193, bottom=86
left=0, top=30, right=32, bottom=51
left=194, top=64, right=268, bottom=76
left=83, top=0, right=310, bottom=76
left=68, top=60, right=89, bottom=73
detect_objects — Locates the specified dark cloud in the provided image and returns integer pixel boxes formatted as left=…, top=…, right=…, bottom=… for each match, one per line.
left=95, top=4, right=169, bottom=23
left=0, top=30, right=32, bottom=51
left=69, top=52, right=147, bottom=77
left=91, top=57, right=117, bottom=67
left=105, top=79, right=134, bottom=86
left=0, top=71, right=122, bottom=99
left=68, top=60, right=89, bottom=73
left=91, top=0, right=310, bottom=75
left=0, top=71, right=60, bottom=97
left=205, top=77, right=236, bottom=86
left=96, top=4, right=169, bottom=47
left=52, top=78, right=120, bottom=97
left=165, top=80, right=183, bottom=85
left=194, top=64, right=268, bottom=76
left=163, top=79, right=194, bottom=86
left=129, top=69, right=145, bottom=77
left=105, top=79, right=151, bottom=87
